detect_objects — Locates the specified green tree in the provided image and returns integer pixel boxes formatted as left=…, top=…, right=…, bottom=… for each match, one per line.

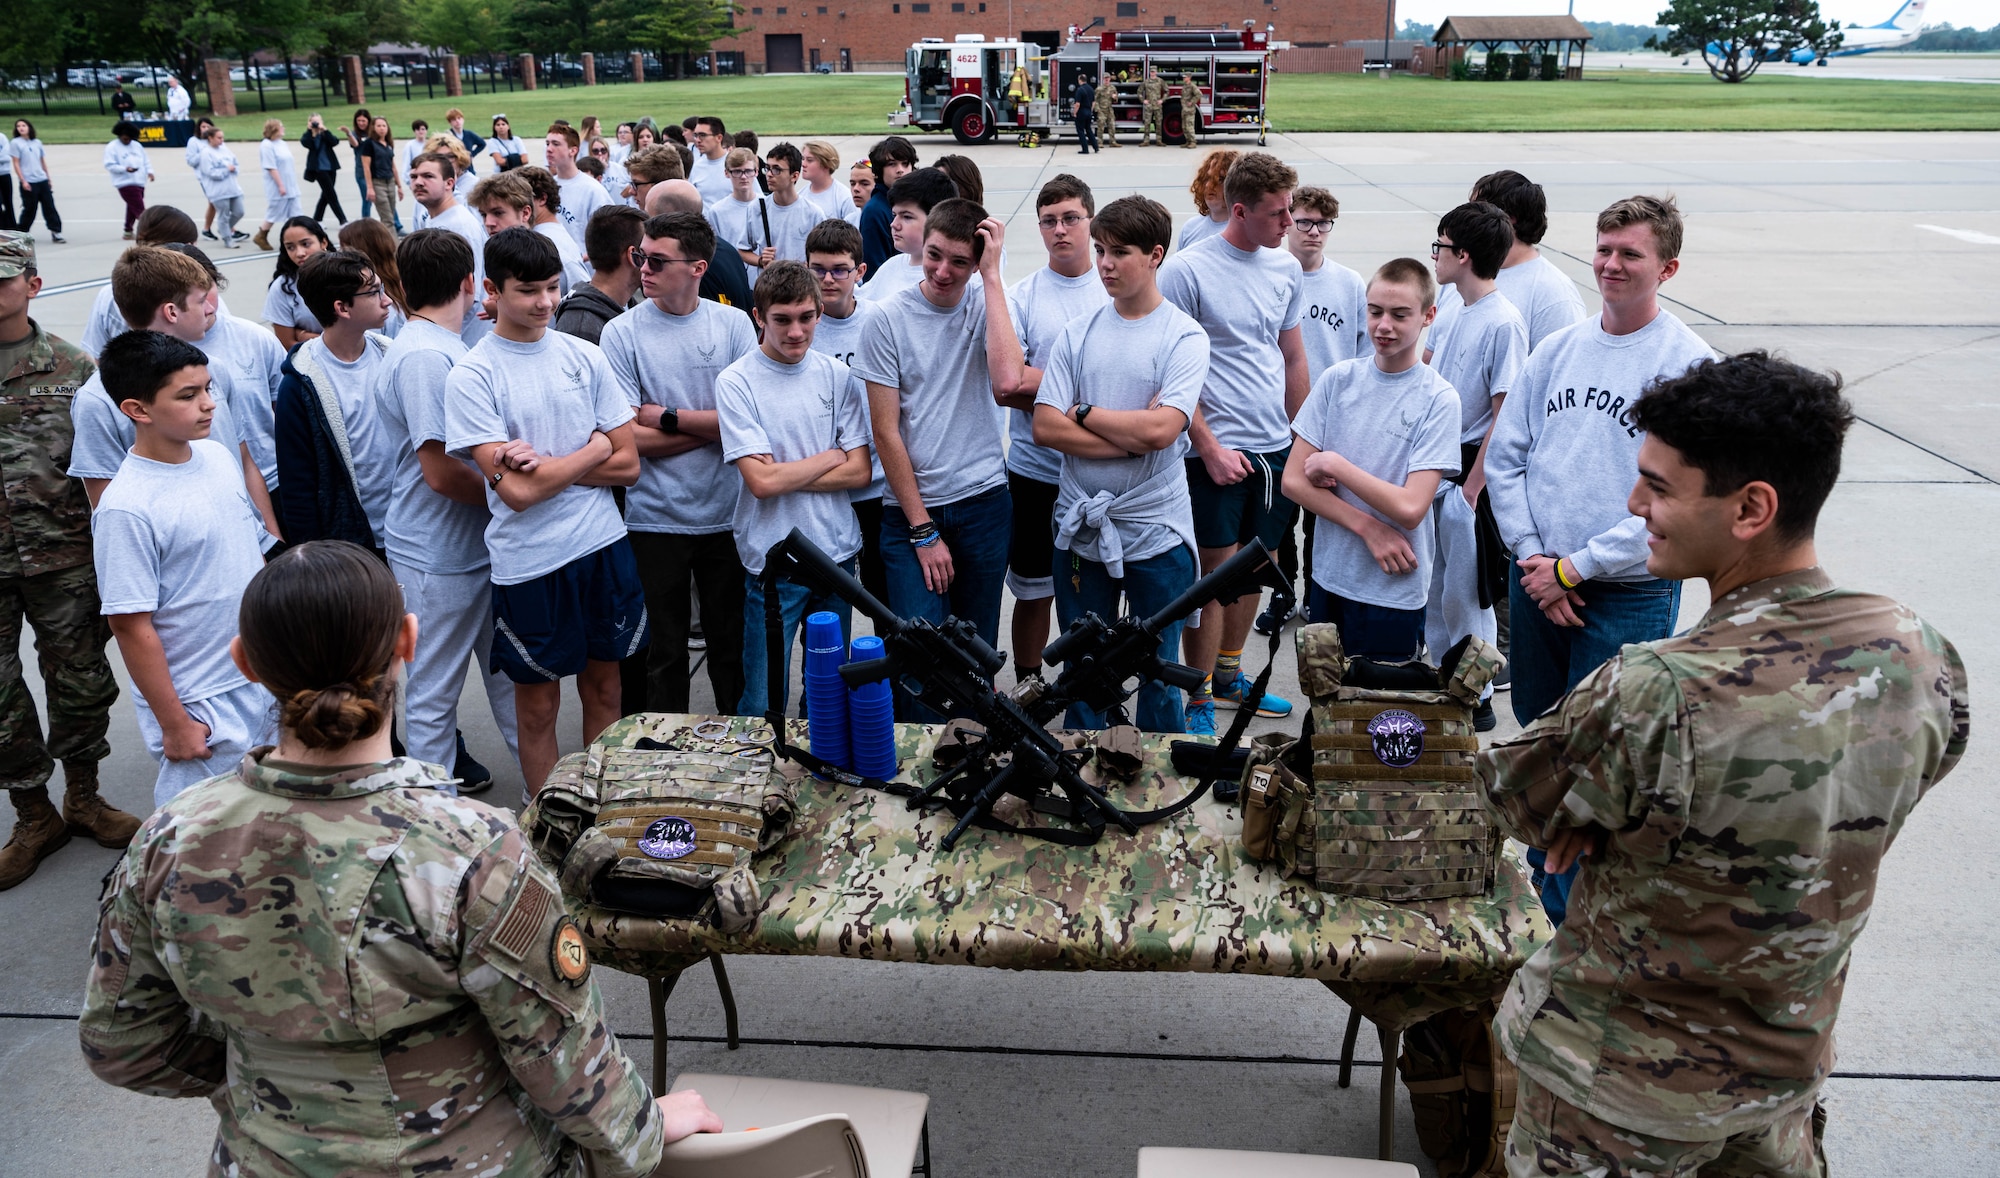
left=1649, top=0, right=1842, bottom=82
left=0, top=0, right=75, bottom=88
left=629, top=0, right=740, bottom=77
left=411, top=0, right=518, bottom=56
left=505, top=0, right=602, bottom=55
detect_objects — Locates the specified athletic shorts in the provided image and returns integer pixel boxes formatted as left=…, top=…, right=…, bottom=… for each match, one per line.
left=1186, top=448, right=1298, bottom=552
left=490, top=540, right=650, bottom=684
left=1006, top=470, right=1060, bottom=600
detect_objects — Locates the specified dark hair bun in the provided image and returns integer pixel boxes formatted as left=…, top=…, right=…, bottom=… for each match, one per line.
left=283, top=683, right=388, bottom=750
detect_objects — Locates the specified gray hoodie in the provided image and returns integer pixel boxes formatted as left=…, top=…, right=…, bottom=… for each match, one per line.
left=1484, top=309, right=1714, bottom=583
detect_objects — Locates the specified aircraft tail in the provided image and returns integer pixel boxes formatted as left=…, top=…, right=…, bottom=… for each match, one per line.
left=1876, top=0, right=1925, bottom=31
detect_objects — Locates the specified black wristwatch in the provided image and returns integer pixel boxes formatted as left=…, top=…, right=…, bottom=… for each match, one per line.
left=660, top=406, right=681, bottom=434
left=1074, top=403, right=1095, bottom=429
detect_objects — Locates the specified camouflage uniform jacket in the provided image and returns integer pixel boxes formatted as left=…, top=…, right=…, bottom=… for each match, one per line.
left=1479, top=567, right=1968, bottom=1141
left=81, top=752, right=666, bottom=1178
left=0, top=320, right=95, bottom=578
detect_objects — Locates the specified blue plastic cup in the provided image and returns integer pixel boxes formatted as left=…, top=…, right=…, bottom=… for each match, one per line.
left=803, top=611, right=846, bottom=677
left=847, top=633, right=897, bottom=779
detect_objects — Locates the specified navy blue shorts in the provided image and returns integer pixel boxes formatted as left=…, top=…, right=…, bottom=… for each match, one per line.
left=490, top=540, right=650, bottom=683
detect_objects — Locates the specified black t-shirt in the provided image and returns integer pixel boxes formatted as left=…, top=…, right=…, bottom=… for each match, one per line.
left=1074, top=81, right=1096, bottom=113
left=359, top=138, right=395, bottom=180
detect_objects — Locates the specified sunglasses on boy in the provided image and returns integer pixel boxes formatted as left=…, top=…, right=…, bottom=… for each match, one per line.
left=631, top=247, right=698, bottom=272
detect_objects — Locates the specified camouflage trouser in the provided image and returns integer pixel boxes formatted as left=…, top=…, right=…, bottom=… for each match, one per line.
left=1142, top=102, right=1162, bottom=142
left=0, top=564, right=117, bottom=791
left=1507, top=1073, right=1827, bottom=1178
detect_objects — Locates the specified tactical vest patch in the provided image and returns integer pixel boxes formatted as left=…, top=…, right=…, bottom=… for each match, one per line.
left=1367, top=708, right=1425, bottom=768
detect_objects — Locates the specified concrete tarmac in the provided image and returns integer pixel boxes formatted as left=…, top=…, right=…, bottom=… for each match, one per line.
left=3, top=129, right=1996, bottom=1174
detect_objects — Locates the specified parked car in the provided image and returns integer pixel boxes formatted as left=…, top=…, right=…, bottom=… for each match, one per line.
left=365, top=61, right=407, bottom=78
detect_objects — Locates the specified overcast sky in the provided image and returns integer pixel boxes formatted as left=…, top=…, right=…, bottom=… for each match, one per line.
left=1392, top=0, right=1985, bottom=31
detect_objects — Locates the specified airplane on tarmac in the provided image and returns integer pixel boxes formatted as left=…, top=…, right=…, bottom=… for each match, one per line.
left=1708, top=0, right=1928, bottom=66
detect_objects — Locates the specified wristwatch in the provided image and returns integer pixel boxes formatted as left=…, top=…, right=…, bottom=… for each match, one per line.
left=1074, top=403, right=1094, bottom=429
left=660, top=406, right=681, bottom=434
left=488, top=468, right=505, bottom=488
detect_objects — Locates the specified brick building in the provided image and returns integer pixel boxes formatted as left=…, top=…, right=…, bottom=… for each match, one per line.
left=715, top=0, right=1393, bottom=73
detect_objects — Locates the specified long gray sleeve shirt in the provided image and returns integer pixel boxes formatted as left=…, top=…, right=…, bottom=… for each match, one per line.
left=1483, top=310, right=1713, bottom=583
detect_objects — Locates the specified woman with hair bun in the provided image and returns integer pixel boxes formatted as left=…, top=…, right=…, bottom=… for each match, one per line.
left=80, top=540, right=720, bottom=1177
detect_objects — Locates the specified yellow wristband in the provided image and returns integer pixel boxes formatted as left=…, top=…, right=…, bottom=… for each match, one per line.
left=1554, top=557, right=1579, bottom=590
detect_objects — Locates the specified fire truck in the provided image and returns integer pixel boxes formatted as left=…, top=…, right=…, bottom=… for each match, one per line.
left=890, top=25, right=1272, bottom=147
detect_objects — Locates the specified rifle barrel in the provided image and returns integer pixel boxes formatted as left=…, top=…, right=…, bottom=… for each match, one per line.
left=769, top=529, right=899, bottom=625
left=1142, top=539, right=1274, bottom=632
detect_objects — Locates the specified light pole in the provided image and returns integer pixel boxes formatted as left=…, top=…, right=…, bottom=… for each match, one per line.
left=1382, top=0, right=1394, bottom=79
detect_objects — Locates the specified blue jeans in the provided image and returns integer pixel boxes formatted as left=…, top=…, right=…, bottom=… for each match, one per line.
left=354, top=170, right=373, bottom=220
left=1051, top=545, right=1195, bottom=733
left=880, top=486, right=1011, bottom=721
left=1510, top=573, right=1681, bottom=925
left=1306, top=581, right=1426, bottom=661
left=739, top=564, right=853, bottom=717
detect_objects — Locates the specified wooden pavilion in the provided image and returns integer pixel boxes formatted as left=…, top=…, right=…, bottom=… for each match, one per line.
left=1431, top=15, right=1593, bottom=79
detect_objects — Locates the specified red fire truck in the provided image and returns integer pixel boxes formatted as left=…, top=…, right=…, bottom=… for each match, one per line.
left=891, top=26, right=1272, bottom=146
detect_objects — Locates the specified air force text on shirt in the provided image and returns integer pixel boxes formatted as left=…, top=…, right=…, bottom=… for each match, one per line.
left=1305, top=299, right=1349, bottom=334
left=1543, top=383, right=1640, bottom=437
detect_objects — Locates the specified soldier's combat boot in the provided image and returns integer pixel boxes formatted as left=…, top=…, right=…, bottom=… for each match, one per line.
left=253, top=227, right=273, bottom=251
left=62, top=761, right=141, bottom=849
left=0, top=787, right=71, bottom=890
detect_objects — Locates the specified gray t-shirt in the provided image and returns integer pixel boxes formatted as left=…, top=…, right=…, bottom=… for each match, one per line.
left=852, top=282, right=1007, bottom=511
left=809, top=301, right=885, bottom=502
left=1293, top=359, right=1462, bottom=610
left=1427, top=289, right=1529, bottom=444
left=1158, top=234, right=1305, bottom=455
left=555, top=172, right=610, bottom=252
left=707, top=195, right=768, bottom=284
left=262, top=277, right=322, bottom=334
left=1297, top=261, right=1369, bottom=383
left=535, top=221, right=592, bottom=297
left=1006, top=266, right=1110, bottom=485
left=1176, top=215, right=1225, bottom=253
left=718, top=348, right=870, bottom=574
left=689, top=153, right=730, bottom=205
left=599, top=298, right=758, bottom=535
left=202, top=314, right=286, bottom=491
left=445, top=330, right=634, bottom=586
left=1439, top=254, right=1588, bottom=354
left=68, top=363, right=248, bottom=485
left=94, top=439, right=271, bottom=704
left=857, top=254, right=923, bottom=304
left=760, top=195, right=828, bottom=264
left=375, top=318, right=489, bottom=574
left=1034, top=301, right=1208, bottom=566
left=299, top=337, right=395, bottom=546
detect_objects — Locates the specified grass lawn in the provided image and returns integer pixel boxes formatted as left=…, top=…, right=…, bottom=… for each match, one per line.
left=6, top=67, right=1996, bottom=144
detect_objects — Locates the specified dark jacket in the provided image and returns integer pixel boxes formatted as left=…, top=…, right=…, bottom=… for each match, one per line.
left=701, top=242, right=753, bottom=310
left=859, top=187, right=896, bottom=278
left=275, top=337, right=386, bottom=550
left=552, top=283, right=628, bottom=346
left=300, top=128, right=341, bottom=176
left=449, top=126, right=487, bottom=162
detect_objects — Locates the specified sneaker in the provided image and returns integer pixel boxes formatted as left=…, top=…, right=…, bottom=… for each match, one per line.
left=1473, top=699, right=1498, bottom=733
left=688, top=624, right=707, bottom=651
left=1215, top=671, right=1293, bottom=718
left=122, top=231, right=135, bottom=240
left=222, top=234, right=240, bottom=249
left=453, top=732, right=495, bottom=796
left=1185, top=700, right=1216, bottom=737
left=49, top=234, right=64, bottom=244
left=1254, top=590, right=1296, bottom=636
left=202, top=229, right=218, bottom=241
left=1492, top=662, right=1511, bottom=691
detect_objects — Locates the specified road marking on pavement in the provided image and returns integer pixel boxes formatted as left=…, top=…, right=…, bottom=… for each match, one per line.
left=1917, top=224, right=2000, bottom=246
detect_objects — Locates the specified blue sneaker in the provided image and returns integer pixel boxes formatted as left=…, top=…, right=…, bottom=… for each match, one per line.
left=1215, top=672, right=1293, bottom=718
left=1185, top=700, right=1216, bottom=737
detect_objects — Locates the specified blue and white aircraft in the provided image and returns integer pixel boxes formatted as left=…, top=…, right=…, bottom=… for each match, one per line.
left=1708, top=0, right=1927, bottom=66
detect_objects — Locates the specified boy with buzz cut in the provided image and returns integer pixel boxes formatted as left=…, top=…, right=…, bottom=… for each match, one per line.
left=1425, top=201, right=1529, bottom=732
left=374, top=229, right=516, bottom=791
left=276, top=249, right=395, bottom=552
left=720, top=261, right=873, bottom=715
left=984, top=173, right=1110, bottom=688
left=853, top=197, right=1011, bottom=719
left=94, top=330, right=279, bottom=806
left=1485, top=195, right=1712, bottom=925
left=68, top=248, right=278, bottom=538
left=1030, top=196, right=1209, bottom=732
left=1158, top=151, right=1310, bottom=734
left=804, top=218, right=889, bottom=604
left=599, top=211, right=758, bottom=715
left=1281, top=259, right=1462, bottom=662
left=445, top=227, right=643, bottom=796
left=858, top=167, right=956, bottom=305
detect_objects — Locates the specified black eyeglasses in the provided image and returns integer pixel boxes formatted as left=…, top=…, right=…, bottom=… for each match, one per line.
left=809, top=264, right=857, bottom=280
left=630, top=248, right=696, bottom=272
left=1430, top=239, right=1460, bottom=257
left=1293, top=218, right=1334, bottom=236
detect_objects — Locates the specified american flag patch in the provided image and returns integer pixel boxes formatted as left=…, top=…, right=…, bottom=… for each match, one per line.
left=492, top=876, right=553, bottom=960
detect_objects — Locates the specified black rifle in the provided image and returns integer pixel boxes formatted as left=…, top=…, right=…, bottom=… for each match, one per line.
left=762, top=531, right=1279, bottom=849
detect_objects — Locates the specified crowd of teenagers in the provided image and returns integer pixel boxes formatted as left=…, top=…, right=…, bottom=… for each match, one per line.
left=2, top=127, right=1711, bottom=922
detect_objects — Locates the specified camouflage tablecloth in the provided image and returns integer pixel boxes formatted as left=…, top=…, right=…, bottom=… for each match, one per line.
left=529, top=714, right=1551, bottom=1032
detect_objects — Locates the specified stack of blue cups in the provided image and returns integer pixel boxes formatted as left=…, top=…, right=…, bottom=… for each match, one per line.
left=847, top=634, right=898, bottom=779
left=802, top=611, right=851, bottom=770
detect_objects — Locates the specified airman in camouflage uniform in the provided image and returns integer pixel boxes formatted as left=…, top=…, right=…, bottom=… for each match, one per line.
left=1478, top=353, right=1969, bottom=1176
left=1140, top=66, right=1166, bottom=145
left=0, top=232, right=133, bottom=889
left=1094, top=77, right=1121, bottom=148
left=81, top=753, right=674, bottom=1176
